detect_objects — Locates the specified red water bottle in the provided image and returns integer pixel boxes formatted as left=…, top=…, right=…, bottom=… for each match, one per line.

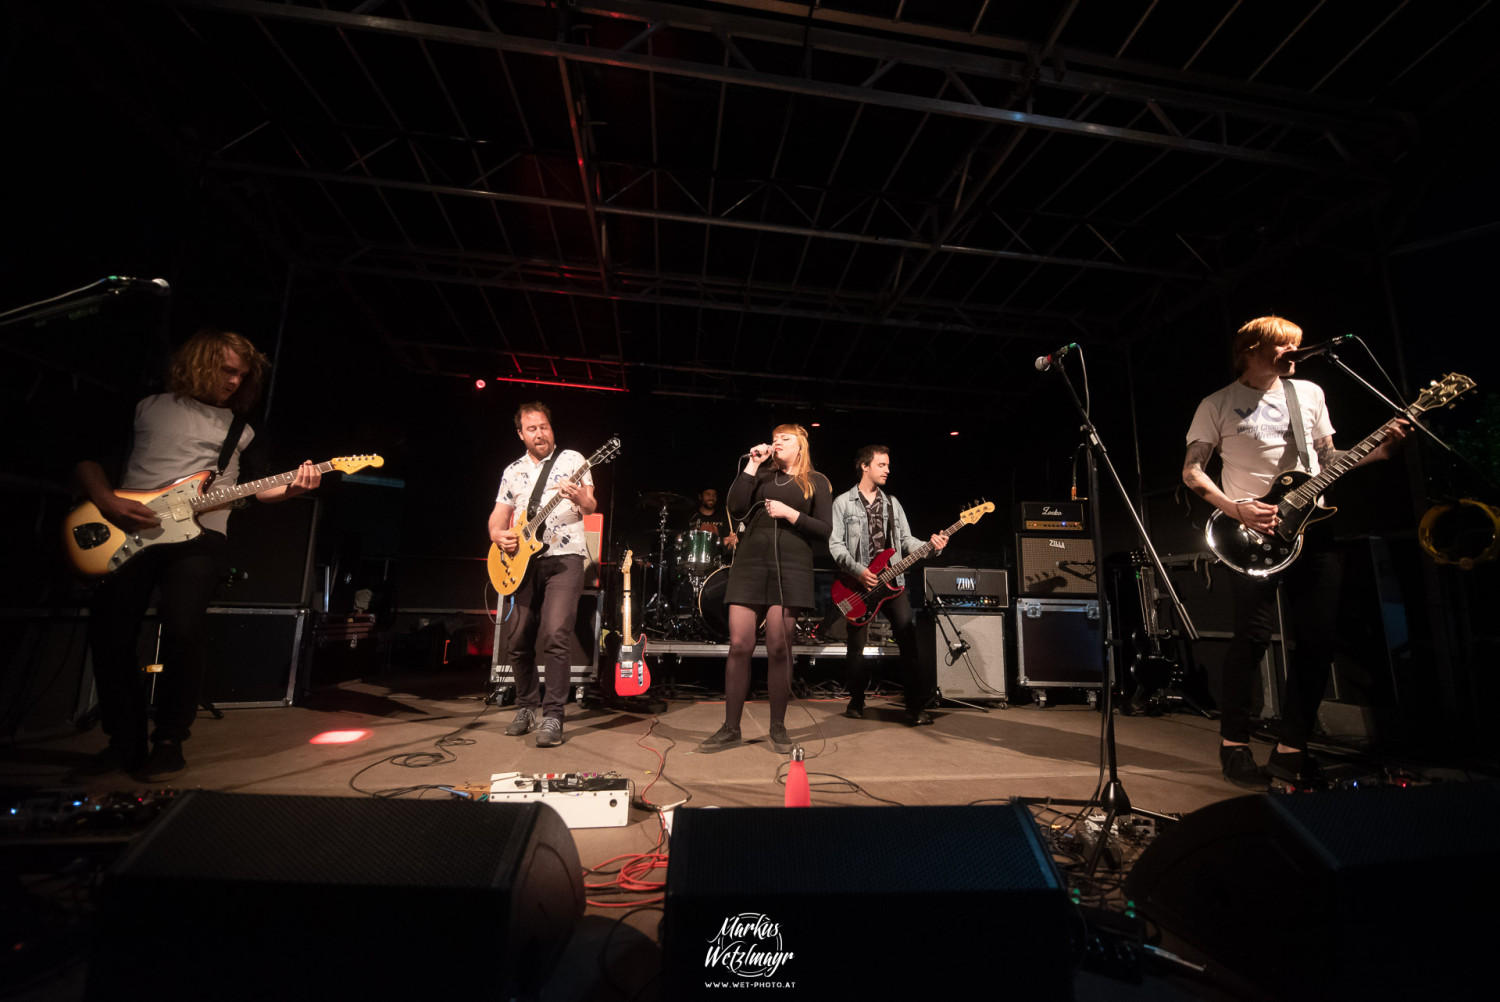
left=785, top=746, right=811, bottom=807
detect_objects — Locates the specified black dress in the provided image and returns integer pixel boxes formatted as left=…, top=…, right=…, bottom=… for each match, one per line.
left=723, top=467, right=833, bottom=609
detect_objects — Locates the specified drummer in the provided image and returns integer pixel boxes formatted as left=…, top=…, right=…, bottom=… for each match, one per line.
left=687, top=487, right=738, bottom=561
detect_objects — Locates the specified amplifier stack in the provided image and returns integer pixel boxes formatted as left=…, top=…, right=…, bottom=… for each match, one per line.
left=1014, top=500, right=1104, bottom=700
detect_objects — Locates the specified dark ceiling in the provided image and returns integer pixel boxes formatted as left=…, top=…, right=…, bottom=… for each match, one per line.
left=13, top=0, right=1497, bottom=417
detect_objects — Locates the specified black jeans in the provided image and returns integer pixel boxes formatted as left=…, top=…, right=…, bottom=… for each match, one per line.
left=1219, top=532, right=1341, bottom=749
left=845, top=592, right=930, bottom=715
left=89, top=529, right=228, bottom=745
left=505, top=554, right=585, bottom=720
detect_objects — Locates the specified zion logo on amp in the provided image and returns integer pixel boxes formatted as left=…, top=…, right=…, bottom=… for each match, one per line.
left=704, top=912, right=796, bottom=982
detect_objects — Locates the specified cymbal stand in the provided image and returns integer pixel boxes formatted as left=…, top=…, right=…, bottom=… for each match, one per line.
left=642, top=502, right=675, bottom=635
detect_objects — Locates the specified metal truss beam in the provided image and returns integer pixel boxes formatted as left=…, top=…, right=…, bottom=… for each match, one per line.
left=209, top=160, right=1204, bottom=281
left=168, top=0, right=1372, bottom=176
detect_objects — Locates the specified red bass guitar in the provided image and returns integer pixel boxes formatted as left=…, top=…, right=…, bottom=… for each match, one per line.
left=615, top=549, right=650, bottom=696
left=831, top=502, right=994, bottom=625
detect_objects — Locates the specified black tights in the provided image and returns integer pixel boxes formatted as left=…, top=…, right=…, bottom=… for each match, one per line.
left=723, top=603, right=797, bottom=730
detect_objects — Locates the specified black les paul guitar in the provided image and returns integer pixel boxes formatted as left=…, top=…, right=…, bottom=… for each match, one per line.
left=1207, top=373, right=1475, bottom=577
left=1125, top=551, right=1182, bottom=711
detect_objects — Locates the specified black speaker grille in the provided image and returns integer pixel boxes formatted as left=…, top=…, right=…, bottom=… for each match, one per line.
left=117, top=791, right=536, bottom=888
left=669, top=804, right=1057, bottom=895
left=1270, top=781, right=1500, bottom=868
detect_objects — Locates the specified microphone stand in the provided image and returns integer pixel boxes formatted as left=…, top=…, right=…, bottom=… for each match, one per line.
left=1041, top=355, right=1186, bottom=875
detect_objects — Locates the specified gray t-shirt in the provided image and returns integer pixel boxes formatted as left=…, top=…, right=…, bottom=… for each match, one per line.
left=121, top=393, right=255, bottom=535
left=1185, top=377, right=1334, bottom=503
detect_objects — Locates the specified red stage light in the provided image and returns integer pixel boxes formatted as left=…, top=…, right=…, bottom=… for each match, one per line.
left=475, top=379, right=486, bottom=389
left=309, top=730, right=372, bottom=745
left=950, top=431, right=960, bottom=436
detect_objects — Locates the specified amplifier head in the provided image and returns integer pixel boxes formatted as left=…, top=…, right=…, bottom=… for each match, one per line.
left=1019, top=500, right=1086, bottom=533
left=922, top=566, right=1008, bottom=609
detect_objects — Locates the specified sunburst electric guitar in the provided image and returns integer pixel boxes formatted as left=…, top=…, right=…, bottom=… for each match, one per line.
left=487, top=437, right=621, bottom=596
left=615, top=549, right=650, bottom=697
left=1207, top=372, right=1475, bottom=577
left=63, top=455, right=385, bottom=578
left=831, top=501, right=995, bottom=625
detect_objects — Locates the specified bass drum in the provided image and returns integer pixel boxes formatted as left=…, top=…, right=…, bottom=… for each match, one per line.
left=697, top=567, right=765, bottom=641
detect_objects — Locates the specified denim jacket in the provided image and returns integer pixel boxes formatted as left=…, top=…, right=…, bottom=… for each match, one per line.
left=828, top=485, right=921, bottom=586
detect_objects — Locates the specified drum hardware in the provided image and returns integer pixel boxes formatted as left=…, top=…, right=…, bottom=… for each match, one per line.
left=639, top=491, right=685, bottom=635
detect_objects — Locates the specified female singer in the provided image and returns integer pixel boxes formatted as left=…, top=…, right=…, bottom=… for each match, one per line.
left=700, top=424, right=832, bottom=753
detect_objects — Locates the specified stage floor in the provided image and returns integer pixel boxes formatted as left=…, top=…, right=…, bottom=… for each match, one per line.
left=0, top=666, right=1436, bottom=1000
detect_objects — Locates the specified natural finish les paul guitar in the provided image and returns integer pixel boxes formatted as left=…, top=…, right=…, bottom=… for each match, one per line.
left=63, top=455, right=384, bottom=578
left=487, top=437, right=621, bottom=596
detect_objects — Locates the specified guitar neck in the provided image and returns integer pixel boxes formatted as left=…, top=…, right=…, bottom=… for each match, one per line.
left=193, top=460, right=339, bottom=511
left=525, top=459, right=591, bottom=534
left=1285, top=421, right=1397, bottom=506
left=621, top=583, right=633, bottom=639
left=879, top=514, right=969, bottom=582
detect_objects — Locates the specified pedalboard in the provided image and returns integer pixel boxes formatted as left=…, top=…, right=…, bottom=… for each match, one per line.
left=486, top=772, right=630, bottom=829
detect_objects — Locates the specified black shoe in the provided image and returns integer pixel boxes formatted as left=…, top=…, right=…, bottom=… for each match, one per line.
left=1219, top=744, right=1267, bottom=790
left=138, top=739, right=186, bottom=781
left=535, top=717, right=563, bottom=748
left=504, top=708, right=537, bottom=736
left=1267, top=747, right=1322, bottom=786
left=71, top=741, right=145, bottom=778
left=904, top=710, right=934, bottom=726
left=768, top=724, right=792, bottom=754
left=698, top=725, right=742, bottom=753
left=844, top=704, right=864, bottom=720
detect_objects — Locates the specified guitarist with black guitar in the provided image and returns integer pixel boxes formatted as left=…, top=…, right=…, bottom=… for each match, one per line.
left=1183, top=316, right=1408, bottom=789
left=488, top=402, right=597, bottom=749
left=829, top=446, right=949, bottom=726
left=73, top=327, right=322, bottom=781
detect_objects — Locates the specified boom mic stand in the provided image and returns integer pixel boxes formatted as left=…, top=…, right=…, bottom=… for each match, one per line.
left=1040, top=352, right=1198, bottom=876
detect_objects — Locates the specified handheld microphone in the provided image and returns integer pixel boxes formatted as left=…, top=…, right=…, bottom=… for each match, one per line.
left=1034, top=343, right=1078, bottom=371
left=105, top=276, right=172, bottom=297
left=1282, top=334, right=1353, bottom=362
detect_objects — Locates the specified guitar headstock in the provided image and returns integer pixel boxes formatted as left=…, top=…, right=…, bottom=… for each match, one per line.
left=622, top=549, right=633, bottom=575
left=330, top=455, right=384, bottom=475
left=1410, top=374, right=1476, bottom=416
left=589, top=436, right=622, bottom=467
left=960, top=501, right=995, bottom=525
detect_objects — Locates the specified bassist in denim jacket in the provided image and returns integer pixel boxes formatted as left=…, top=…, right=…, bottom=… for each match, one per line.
left=829, top=446, right=947, bottom=725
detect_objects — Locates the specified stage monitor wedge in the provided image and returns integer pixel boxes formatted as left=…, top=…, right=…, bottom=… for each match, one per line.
left=88, top=792, right=584, bottom=1001
left=664, top=804, right=1074, bottom=998
left=1124, top=781, right=1500, bottom=1000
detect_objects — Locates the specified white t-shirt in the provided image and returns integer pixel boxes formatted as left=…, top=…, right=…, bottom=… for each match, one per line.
left=495, top=448, right=594, bottom=558
left=122, top=393, right=255, bottom=535
left=1185, top=377, right=1334, bottom=502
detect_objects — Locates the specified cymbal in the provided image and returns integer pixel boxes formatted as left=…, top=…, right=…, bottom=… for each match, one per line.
left=640, top=491, right=692, bottom=510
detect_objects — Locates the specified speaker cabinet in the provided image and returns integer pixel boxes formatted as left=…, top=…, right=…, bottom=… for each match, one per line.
left=137, top=607, right=305, bottom=708
left=217, top=496, right=318, bottom=607
left=1125, top=782, right=1500, bottom=1000
left=1016, top=535, right=1097, bottom=596
left=1016, top=598, right=1104, bottom=689
left=933, top=612, right=1007, bottom=702
left=664, top=804, right=1074, bottom=998
left=89, top=792, right=584, bottom=1001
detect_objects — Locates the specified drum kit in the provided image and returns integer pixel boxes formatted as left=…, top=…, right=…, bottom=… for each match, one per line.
left=637, top=491, right=734, bottom=640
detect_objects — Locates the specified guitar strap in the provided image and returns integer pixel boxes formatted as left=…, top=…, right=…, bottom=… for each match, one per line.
left=525, top=451, right=560, bottom=522
left=215, top=413, right=248, bottom=476
left=1280, top=379, right=1313, bottom=474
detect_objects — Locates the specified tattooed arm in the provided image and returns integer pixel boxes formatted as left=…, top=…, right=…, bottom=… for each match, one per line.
left=1314, top=421, right=1409, bottom=469
left=1183, top=440, right=1280, bottom=534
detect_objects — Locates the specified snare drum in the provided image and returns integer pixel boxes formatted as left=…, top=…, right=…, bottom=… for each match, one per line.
left=675, top=529, right=722, bottom=577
